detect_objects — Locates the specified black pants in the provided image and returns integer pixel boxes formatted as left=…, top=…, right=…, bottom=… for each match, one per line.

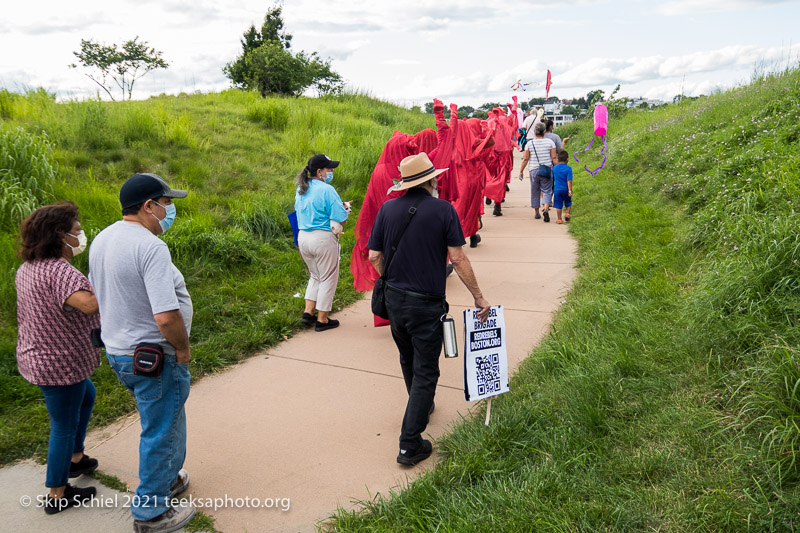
left=385, top=285, right=447, bottom=450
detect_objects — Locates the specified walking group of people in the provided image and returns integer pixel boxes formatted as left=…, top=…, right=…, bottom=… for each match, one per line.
left=13, top=96, right=573, bottom=531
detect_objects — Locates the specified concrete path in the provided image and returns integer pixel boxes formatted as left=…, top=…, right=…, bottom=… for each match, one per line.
left=2, top=152, right=577, bottom=533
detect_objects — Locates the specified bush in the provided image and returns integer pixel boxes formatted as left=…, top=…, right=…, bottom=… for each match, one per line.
left=0, top=128, right=58, bottom=230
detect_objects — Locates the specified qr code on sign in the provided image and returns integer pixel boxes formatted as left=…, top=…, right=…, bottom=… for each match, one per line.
left=475, top=354, right=501, bottom=395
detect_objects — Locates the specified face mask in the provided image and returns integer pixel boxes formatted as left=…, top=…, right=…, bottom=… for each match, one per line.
left=152, top=201, right=177, bottom=233
left=324, top=171, right=334, bottom=183
left=65, top=230, right=88, bottom=256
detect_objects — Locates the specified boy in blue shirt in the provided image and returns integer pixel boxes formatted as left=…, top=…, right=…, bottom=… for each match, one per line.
left=553, top=150, right=573, bottom=224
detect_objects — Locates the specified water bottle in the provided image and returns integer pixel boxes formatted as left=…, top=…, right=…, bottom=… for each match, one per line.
left=441, top=314, right=458, bottom=358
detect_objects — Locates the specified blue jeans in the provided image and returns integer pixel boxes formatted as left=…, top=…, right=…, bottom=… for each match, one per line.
left=39, top=379, right=96, bottom=488
left=385, top=285, right=447, bottom=450
left=106, top=352, right=190, bottom=521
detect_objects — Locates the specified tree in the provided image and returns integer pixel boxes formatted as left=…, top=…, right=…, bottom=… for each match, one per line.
left=561, top=105, right=579, bottom=116
left=224, top=5, right=343, bottom=97
left=478, top=102, right=502, bottom=111
left=70, top=37, right=168, bottom=101
left=457, top=105, right=475, bottom=118
left=473, top=110, right=489, bottom=119
left=424, top=102, right=434, bottom=114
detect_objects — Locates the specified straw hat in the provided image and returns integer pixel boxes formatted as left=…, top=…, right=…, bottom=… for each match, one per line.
left=388, top=152, right=448, bottom=193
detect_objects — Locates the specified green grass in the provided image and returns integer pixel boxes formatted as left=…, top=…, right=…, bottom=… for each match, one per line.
left=0, top=88, right=431, bottom=463
left=326, top=67, right=800, bottom=531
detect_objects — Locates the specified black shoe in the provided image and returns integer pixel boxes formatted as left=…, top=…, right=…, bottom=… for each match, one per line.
left=43, top=484, right=96, bottom=515
left=301, top=312, right=316, bottom=326
left=543, top=210, right=550, bottom=223
left=505, top=184, right=510, bottom=192
left=501, top=197, right=505, bottom=203
left=534, top=213, right=541, bottom=220
left=446, top=263, right=454, bottom=277
left=315, top=319, right=340, bottom=332
left=493, top=204, right=502, bottom=216
left=469, top=235, right=479, bottom=248
left=485, top=197, right=492, bottom=206
left=397, top=440, right=433, bottom=466
left=69, top=454, right=98, bottom=478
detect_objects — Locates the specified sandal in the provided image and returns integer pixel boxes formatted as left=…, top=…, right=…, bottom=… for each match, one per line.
left=564, top=214, right=571, bottom=222
left=556, top=219, right=563, bottom=224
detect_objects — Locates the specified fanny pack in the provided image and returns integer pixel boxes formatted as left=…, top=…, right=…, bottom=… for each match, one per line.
left=133, top=343, right=164, bottom=377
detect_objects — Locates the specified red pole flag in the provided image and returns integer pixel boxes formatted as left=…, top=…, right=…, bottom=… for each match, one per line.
left=545, top=70, right=552, bottom=99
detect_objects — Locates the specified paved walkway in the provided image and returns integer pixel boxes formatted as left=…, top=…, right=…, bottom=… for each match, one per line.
left=1, top=152, right=577, bottom=533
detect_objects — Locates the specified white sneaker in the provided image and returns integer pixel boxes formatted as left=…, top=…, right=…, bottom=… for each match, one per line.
left=133, top=502, right=196, bottom=533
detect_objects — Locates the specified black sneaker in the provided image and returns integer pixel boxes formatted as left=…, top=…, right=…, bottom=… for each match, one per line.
left=485, top=197, right=492, bottom=206
left=469, top=235, right=481, bottom=248
left=301, top=312, right=316, bottom=326
left=542, top=210, right=550, bottom=223
left=69, top=454, right=98, bottom=478
left=43, top=484, right=96, bottom=515
left=315, top=319, right=340, bottom=332
left=493, top=204, right=502, bottom=216
left=505, top=184, right=510, bottom=192
left=397, top=440, right=433, bottom=466
left=534, top=213, right=541, bottom=220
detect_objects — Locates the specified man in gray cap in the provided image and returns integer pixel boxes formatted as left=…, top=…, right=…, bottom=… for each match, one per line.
left=89, top=173, right=195, bottom=532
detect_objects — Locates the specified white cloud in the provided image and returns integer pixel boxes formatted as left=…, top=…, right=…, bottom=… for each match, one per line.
left=382, top=59, right=422, bottom=66
left=655, top=0, right=793, bottom=15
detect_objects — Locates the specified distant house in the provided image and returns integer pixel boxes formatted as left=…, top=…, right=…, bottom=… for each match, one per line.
left=545, top=113, right=575, bottom=127
left=543, top=102, right=563, bottom=114
left=626, top=97, right=665, bottom=109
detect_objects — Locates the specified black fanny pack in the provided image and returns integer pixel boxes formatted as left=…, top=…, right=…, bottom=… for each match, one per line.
left=133, top=343, right=164, bottom=377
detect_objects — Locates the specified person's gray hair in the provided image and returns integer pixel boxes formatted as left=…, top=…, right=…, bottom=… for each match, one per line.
left=534, top=122, right=546, bottom=135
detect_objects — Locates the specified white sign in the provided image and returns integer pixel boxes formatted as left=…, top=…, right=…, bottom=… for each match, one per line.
left=463, top=305, right=509, bottom=402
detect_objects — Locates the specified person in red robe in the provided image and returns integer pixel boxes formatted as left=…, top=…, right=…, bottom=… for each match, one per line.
left=350, top=99, right=452, bottom=292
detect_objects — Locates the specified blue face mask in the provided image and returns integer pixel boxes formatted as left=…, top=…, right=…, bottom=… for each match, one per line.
left=324, top=171, right=334, bottom=183
left=152, top=201, right=177, bottom=233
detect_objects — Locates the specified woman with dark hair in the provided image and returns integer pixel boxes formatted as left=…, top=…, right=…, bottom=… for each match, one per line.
left=15, top=201, right=101, bottom=514
left=295, top=154, right=349, bottom=331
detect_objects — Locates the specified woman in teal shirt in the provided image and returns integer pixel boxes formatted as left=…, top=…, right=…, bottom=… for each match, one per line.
left=295, top=154, right=349, bottom=331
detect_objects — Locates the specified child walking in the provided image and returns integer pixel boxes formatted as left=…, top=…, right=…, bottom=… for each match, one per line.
left=553, top=150, right=573, bottom=224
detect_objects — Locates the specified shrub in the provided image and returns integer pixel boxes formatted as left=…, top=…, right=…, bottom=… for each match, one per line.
left=0, top=128, right=58, bottom=230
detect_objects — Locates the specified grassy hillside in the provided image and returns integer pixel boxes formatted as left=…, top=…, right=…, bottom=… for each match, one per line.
left=0, top=89, right=431, bottom=462
left=328, top=68, right=800, bottom=531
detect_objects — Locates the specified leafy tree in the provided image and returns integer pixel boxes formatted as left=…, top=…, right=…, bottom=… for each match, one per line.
left=519, top=101, right=529, bottom=111
left=586, top=90, right=604, bottom=106
left=473, top=110, right=489, bottom=119
left=224, top=5, right=343, bottom=97
left=527, top=97, right=546, bottom=106
left=478, top=102, right=502, bottom=111
left=561, top=105, right=579, bottom=116
left=70, top=37, right=168, bottom=101
left=424, top=102, right=434, bottom=114
left=457, top=105, right=474, bottom=119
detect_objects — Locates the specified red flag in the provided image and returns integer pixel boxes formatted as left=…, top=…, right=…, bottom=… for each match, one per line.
left=545, top=70, right=552, bottom=99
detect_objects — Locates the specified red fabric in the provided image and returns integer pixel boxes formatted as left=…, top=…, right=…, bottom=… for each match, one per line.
left=450, top=116, right=488, bottom=237
left=350, top=131, right=415, bottom=292
left=546, top=70, right=552, bottom=99
left=350, top=99, right=455, bottom=292
left=373, top=315, right=391, bottom=327
left=412, top=128, right=437, bottom=155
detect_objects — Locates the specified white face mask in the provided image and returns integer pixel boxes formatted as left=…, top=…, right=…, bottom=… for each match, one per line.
left=65, top=230, right=88, bottom=256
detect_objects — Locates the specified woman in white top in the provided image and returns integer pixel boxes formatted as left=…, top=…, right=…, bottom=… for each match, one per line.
left=518, top=122, right=557, bottom=222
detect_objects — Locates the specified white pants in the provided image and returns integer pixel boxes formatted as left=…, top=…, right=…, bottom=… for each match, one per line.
left=298, top=230, right=340, bottom=312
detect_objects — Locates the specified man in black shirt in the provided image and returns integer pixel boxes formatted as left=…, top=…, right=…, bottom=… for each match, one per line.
left=368, top=152, right=490, bottom=466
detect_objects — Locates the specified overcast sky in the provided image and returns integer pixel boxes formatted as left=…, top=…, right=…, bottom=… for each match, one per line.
left=1, top=0, right=799, bottom=107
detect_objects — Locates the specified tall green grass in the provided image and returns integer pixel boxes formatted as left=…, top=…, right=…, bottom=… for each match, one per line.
left=0, top=88, right=431, bottom=462
left=327, top=67, right=800, bottom=531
